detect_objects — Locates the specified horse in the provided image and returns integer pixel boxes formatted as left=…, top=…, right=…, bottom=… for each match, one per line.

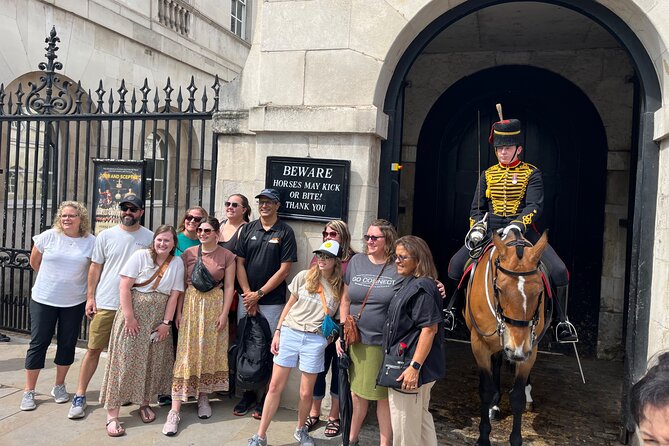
left=464, top=228, right=550, bottom=446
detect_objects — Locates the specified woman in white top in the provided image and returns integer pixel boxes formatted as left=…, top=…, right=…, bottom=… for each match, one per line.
left=248, top=240, right=343, bottom=446
left=99, top=225, right=184, bottom=437
left=20, top=201, right=96, bottom=412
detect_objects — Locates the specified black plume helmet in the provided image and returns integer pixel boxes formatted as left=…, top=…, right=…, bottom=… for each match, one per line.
left=489, top=118, right=522, bottom=147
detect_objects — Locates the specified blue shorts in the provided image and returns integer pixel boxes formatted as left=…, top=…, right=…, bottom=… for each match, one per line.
left=274, top=326, right=328, bottom=374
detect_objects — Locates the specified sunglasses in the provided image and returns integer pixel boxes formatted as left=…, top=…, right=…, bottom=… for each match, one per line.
left=395, top=255, right=413, bottom=262
left=120, top=204, right=139, bottom=212
left=196, top=227, right=214, bottom=234
left=322, top=230, right=338, bottom=238
left=363, top=235, right=385, bottom=242
left=225, top=201, right=242, bottom=208
left=316, top=253, right=334, bottom=261
left=185, top=215, right=203, bottom=222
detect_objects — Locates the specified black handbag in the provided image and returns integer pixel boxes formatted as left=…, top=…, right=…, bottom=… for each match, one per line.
left=191, top=245, right=220, bottom=292
left=377, top=354, right=408, bottom=389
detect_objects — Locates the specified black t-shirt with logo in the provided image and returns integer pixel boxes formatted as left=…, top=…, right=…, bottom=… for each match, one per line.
left=236, top=218, right=298, bottom=306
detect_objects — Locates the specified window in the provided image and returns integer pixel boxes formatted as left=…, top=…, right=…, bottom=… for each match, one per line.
left=231, top=0, right=247, bottom=39
left=7, top=166, right=23, bottom=197
left=145, top=133, right=167, bottom=201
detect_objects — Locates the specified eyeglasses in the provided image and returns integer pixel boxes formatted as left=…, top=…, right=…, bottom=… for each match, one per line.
left=196, top=227, right=214, bottom=234
left=225, top=201, right=242, bottom=208
left=257, top=200, right=276, bottom=207
left=395, top=255, right=413, bottom=262
left=61, top=214, right=79, bottom=219
left=322, top=230, right=338, bottom=239
left=185, top=215, right=203, bottom=222
left=363, top=235, right=385, bottom=242
left=316, top=253, right=334, bottom=261
left=120, top=204, right=139, bottom=212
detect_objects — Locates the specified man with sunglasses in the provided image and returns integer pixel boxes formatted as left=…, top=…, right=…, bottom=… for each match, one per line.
left=68, top=194, right=154, bottom=419
left=446, top=118, right=578, bottom=344
left=234, top=188, right=298, bottom=419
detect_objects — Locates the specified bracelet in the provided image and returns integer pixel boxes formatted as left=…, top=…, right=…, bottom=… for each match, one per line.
left=275, top=328, right=281, bottom=332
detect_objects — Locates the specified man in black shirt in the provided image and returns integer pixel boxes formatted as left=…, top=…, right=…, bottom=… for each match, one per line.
left=234, top=188, right=298, bottom=419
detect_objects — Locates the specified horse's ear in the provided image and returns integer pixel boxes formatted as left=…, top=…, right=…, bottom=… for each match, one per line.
left=528, top=230, right=549, bottom=265
left=492, top=232, right=506, bottom=258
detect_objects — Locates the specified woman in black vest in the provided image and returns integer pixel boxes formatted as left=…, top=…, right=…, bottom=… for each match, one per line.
left=382, top=235, right=444, bottom=446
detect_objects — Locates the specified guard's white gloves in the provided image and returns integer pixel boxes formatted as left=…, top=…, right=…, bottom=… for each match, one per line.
left=502, top=224, right=523, bottom=238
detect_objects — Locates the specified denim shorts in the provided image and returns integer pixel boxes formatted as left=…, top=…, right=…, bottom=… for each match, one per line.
left=274, top=326, right=328, bottom=374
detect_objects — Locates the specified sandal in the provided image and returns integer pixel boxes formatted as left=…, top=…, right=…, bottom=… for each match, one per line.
left=106, top=418, right=126, bottom=437
left=139, top=405, right=156, bottom=423
left=251, top=402, right=263, bottom=420
left=324, top=418, right=341, bottom=437
left=304, top=415, right=320, bottom=431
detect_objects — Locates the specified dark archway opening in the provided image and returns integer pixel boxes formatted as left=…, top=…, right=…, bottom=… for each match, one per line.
left=413, top=65, right=607, bottom=354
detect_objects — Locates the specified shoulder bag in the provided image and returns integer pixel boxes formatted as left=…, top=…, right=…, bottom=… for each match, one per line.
left=342, top=262, right=388, bottom=345
left=191, top=245, right=221, bottom=292
left=318, top=286, right=339, bottom=343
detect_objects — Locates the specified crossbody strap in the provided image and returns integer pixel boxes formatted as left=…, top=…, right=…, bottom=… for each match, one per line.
left=357, top=261, right=388, bottom=319
left=318, top=286, right=329, bottom=315
left=133, top=255, right=174, bottom=290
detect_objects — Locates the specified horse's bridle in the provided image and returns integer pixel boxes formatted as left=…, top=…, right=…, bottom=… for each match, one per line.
left=468, top=238, right=544, bottom=346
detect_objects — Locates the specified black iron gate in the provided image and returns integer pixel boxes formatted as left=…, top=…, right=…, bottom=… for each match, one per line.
left=0, top=27, right=221, bottom=338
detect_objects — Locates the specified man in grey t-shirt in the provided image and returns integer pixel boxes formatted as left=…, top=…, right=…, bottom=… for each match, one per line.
left=67, top=195, right=153, bottom=419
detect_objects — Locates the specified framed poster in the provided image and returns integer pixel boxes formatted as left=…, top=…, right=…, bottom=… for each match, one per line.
left=91, top=159, right=145, bottom=234
left=265, top=156, right=350, bottom=222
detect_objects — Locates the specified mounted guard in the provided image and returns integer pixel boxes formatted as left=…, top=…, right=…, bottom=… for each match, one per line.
left=445, top=112, right=578, bottom=344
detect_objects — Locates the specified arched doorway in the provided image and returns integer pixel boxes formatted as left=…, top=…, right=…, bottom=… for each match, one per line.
left=414, top=65, right=607, bottom=353
left=378, top=0, right=660, bottom=435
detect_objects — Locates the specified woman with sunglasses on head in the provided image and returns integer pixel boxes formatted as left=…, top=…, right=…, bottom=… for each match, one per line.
left=20, top=201, right=95, bottom=412
left=336, top=219, right=403, bottom=446
left=175, top=206, right=208, bottom=256
left=305, top=220, right=356, bottom=437
left=163, top=216, right=236, bottom=436
left=99, top=225, right=184, bottom=436
left=248, top=240, right=343, bottom=446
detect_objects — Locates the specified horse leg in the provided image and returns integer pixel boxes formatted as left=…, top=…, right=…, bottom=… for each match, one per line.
left=508, top=357, right=536, bottom=446
left=525, top=374, right=534, bottom=412
left=489, top=351, right=503, bottom=421
left=476, top=367, right=496, bottom=446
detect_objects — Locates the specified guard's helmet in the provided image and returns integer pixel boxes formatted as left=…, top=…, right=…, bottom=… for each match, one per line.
left=489, top=119, right=522, bottom=147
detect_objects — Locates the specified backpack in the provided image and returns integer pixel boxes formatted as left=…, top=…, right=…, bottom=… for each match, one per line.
left=236, top=313, right=272, bottom=389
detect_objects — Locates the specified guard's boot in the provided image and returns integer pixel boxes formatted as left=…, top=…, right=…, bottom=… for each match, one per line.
left=554, top=285, right=578, bottom=343
left=443, top=281, right=460, bottom=332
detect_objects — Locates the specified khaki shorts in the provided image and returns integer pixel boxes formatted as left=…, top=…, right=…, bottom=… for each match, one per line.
left=87, top=309, right=117, bottom=350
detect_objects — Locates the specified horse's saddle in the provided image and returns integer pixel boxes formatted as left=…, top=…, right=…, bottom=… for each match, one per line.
left=457, top=242, right=554, bottom=301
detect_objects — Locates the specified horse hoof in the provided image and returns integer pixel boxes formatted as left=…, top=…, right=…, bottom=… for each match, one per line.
left=526, top=401, right=534, bottom=412
left=489, top=407, right=502, bottom=421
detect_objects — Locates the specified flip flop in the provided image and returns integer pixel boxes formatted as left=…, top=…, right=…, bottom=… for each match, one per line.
left=139, top=405, right=156, bottom=423
left=324, top=418, right=341, bottom=437
left=106, top=418, right=126, bottom=437
left=304, top=415, right=320, bottom=431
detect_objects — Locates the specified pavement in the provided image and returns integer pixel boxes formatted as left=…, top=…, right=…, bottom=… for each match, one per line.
left=0, top=333, right=628, bottom=446
left=0, top=333, right=354, bottom=446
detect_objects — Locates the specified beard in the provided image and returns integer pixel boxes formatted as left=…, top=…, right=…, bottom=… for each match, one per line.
left=121, top=214, right=139, bottom=226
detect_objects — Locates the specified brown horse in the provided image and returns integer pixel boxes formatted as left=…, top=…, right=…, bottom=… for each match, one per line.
left=465, top=228, right=549, bottom=446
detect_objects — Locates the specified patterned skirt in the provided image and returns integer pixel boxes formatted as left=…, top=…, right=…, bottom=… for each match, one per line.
left=171, top=285, right=229, bottom=401
left=99, top=290, right=174, bottom=408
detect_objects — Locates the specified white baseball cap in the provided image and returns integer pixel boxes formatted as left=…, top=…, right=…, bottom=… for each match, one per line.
left=313, top=240, right=340, bottom=258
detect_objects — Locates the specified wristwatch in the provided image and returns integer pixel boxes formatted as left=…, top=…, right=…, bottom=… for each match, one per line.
left=257, top=289, right=265, bottom=298
left=161, top=320, right=172, bottom=326
left=410, top=360, right=422, bottom=370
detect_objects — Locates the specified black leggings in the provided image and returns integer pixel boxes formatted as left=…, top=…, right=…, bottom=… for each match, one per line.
left=25, top=300, right=85, bottom=370
left=448, top=236, right=568, bottom=287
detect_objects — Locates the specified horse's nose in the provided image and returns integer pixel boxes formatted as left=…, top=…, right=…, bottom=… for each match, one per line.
left=504, top=346, right=530, bottom=362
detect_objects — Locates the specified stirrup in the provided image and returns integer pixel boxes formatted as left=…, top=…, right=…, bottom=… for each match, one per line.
left=443, top=309, right=457, bottom=332
left=555, top=321, right=578, bottom=344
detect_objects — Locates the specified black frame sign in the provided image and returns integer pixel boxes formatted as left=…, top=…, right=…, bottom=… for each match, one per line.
left=91, top=159, right=145, bottom=234
left=266, top=156, right=350, bottom=222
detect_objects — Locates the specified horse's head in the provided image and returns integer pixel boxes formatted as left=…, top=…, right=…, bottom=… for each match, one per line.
left=492, top=229, right=548, bottom=362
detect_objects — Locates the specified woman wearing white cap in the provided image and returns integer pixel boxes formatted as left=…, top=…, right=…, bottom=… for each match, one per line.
left=248, top=240, right=343, bottom=446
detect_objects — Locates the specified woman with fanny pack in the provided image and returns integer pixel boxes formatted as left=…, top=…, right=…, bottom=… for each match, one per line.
left=379, top=235, right=444, bottom=446
left=99, top=225, right=185, bottom=437
left=162, top=216, right=236, bottom=436
left=248, top=240, right=343, bottom=446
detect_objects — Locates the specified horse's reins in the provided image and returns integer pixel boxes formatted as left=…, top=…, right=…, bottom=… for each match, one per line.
left=467, top=237, right=544, bottom=346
